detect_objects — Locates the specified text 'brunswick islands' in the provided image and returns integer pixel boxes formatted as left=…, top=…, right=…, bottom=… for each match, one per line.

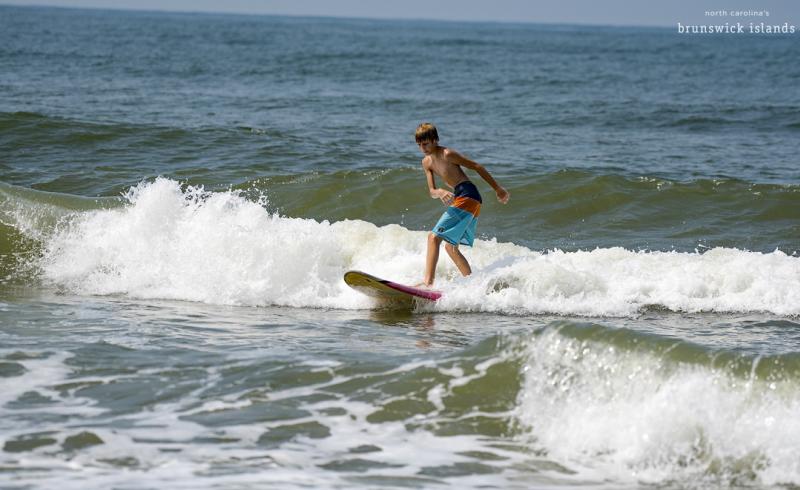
left=678, top=22, right=796, bottom=34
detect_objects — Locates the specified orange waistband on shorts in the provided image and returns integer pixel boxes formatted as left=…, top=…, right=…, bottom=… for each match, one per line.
left=451, top=196, right=481, bottom=217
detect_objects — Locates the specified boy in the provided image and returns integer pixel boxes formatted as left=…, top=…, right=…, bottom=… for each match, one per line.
left=415, top=122, right=510, bottom=286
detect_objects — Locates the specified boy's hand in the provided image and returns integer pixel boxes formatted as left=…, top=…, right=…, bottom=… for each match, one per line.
left=496, top=187, right=510, bottom=204
left=434, top=189, right=454, bottom=205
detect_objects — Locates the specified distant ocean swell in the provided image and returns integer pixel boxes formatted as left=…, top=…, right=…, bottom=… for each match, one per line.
left=3, top=105, right=799, bottom=160
left=0, top=111, right=292, bottom=145
left=2, top=178, right=798, bottom=316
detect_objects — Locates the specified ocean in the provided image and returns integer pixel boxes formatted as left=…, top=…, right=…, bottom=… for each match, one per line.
left=1, top=5, right=799, bottom=489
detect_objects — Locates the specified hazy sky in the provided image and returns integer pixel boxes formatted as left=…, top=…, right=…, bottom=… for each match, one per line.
left=2, top=0, right=800, bottom=27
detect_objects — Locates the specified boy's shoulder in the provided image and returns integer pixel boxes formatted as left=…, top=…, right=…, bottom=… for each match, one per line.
left=430, top=146, right=459, bottom=160
left=442, top=146, right=465, bottom=163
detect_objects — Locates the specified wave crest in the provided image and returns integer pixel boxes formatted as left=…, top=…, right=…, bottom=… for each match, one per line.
left=11, top=177, right=796, bottom=316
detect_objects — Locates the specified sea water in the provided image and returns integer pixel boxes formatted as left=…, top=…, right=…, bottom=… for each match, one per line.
left=1, top=6, right=799, bottom=489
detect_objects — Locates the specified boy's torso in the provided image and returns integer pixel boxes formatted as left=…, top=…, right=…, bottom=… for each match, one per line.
left=425, top=147, right=470, bottom=188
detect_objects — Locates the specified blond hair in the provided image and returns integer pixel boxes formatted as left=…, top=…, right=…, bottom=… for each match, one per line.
left=415, top=122, right=439, bottom=143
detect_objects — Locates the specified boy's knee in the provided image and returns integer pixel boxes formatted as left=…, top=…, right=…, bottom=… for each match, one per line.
left=428, top=233, right=443, bottom=245
left=444, top=242, right=457, bottom=253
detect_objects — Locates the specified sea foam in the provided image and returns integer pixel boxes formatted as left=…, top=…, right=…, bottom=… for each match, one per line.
left=516, top=325, right=800, bottom=485
left=39, top=178, right=800, bottom=316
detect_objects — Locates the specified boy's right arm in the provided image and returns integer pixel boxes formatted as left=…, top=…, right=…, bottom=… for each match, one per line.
left=425, top=164, right=454, bottom=205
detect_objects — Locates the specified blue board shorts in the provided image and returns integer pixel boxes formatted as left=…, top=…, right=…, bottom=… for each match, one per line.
left=432, top=181, right=482, bottom=247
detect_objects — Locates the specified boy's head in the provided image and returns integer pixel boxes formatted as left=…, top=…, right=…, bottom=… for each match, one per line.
left=415, top=123, right=439, bottom=144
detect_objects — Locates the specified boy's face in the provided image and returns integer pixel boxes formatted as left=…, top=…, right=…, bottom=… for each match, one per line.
left=417, top=139, right=437, bottom=155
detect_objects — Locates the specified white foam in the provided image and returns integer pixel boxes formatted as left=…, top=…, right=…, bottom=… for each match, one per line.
left=0, top=345, right=536, bottom=490
left=39, top=178, right=800, bottom=316
left=516, top=328, right=800, bottom=486
left=440, top=246, right=800, bottom=316
left=0, top=352, right=64, bottom=409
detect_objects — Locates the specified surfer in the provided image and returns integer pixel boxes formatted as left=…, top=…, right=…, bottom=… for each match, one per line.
left=415, top=123, right=510, bottom=286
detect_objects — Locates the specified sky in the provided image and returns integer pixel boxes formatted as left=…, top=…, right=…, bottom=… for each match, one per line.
left=2, top=0, right=799, bottom=27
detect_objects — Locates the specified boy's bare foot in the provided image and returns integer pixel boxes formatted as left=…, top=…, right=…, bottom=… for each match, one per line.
left=413, top=282, right=433, bottom=289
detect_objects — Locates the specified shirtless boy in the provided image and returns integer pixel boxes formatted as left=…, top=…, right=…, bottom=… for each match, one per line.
left=415, top=123, right=510, bottom=286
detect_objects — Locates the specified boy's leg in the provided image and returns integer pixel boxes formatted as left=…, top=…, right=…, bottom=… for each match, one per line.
left=444, top=242, right=471, bottom=276
left=424, top=233, right=443, bottom=286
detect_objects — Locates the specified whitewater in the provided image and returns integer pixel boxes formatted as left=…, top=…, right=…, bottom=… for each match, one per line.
left=26, top=178, right=799, bottom=317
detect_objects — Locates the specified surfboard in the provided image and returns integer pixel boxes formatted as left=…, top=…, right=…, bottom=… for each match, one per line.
left=344, top=270, right=442, bottom=302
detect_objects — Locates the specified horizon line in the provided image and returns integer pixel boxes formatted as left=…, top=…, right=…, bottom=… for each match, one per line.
left=0, top=2, right=677, bottom=29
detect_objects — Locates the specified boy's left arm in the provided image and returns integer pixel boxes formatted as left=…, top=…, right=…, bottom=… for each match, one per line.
left=448, top=150, right=510, bottom=204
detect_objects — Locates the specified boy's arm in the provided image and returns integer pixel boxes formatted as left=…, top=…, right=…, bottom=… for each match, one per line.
left=424, top=163, right=454, bottom=205
left=447, top=150, right=510, bottom=204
